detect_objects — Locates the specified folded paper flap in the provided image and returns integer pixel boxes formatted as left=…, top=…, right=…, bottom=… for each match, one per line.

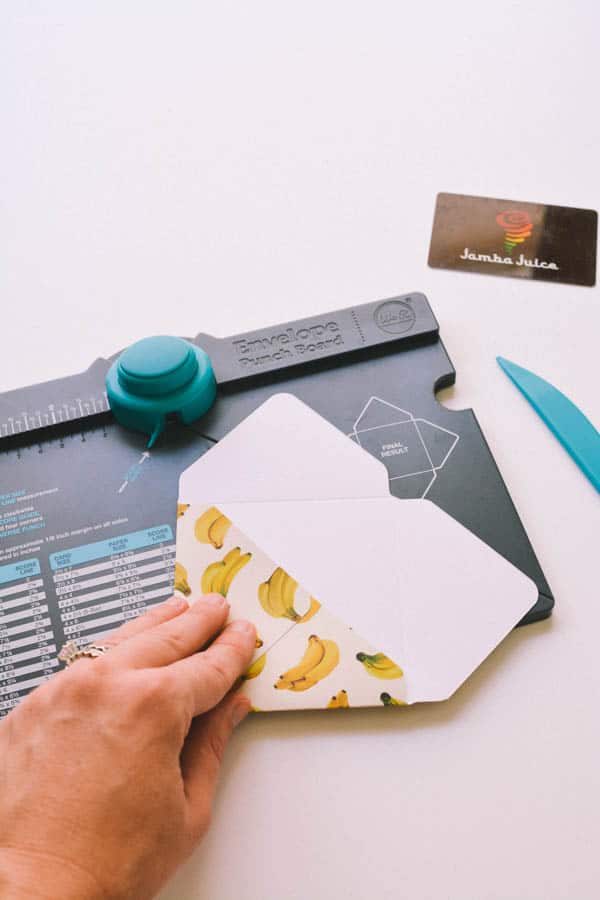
left=178, top=393, right=390, bottom=503
left=177, top=395, right=538, bottom=710
left=219, top=498, right=537, bottom=703
left=175, top=504, right=408, bottom=712
left=218, top=498, right=407, bottom=675
left=395, top=500, right=537, bottom=700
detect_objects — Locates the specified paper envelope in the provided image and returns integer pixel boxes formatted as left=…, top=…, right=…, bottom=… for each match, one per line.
left=175, top=394, right=537, bottom=711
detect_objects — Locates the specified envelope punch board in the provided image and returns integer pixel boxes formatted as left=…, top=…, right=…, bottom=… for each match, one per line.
left=0, top=292, right=553, bottom=714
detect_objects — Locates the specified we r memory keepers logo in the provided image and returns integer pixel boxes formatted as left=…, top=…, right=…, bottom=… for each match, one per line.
left=461, top=208, right=559, bottom=271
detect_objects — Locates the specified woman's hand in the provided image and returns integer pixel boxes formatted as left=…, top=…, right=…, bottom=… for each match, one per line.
left=0, top=594, right=256, bottom=900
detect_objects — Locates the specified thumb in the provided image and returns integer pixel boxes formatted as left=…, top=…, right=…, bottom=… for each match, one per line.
left=181, top=692, right=251, bottom=837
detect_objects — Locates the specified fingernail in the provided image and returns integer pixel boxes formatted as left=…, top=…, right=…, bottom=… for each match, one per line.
left=195, top=593, right=227, bottom=607
left=228, top=620, right=255, bottom=636
left=232, top=698, right=251, bottom=727
left=166, top=596, right=188, bottom=609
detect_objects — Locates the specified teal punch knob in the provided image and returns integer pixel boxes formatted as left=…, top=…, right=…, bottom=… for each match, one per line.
left=106, top=336, right=216, bottom=448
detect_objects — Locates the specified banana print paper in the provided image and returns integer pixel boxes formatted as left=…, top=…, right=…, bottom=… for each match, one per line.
left=175, top=505, right=407, bottom=711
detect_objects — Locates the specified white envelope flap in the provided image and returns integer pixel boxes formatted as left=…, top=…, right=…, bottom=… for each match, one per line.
left=218, top=497, right=537, bottom=703
left=176, top=394, right=538, bottom=710
left=179, top=393, right=390, bottom=502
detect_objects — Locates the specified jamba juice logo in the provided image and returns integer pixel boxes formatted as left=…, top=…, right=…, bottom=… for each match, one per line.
left=496, top=210, right=533, bottom=256
left=459, top=206, right=557, bottom=271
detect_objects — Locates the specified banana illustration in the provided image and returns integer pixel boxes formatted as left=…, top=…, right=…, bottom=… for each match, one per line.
left=174, top=562, right=191, bottom=597
left=258, top=567, right=321, bottom=623
left=201, top=547, right=252, bottom=597
left=212, top=549, right=247, bottom=596
left=275, top=635, right=324, bottom=684
left=298, top=597, right=321, bottom=623
left=356, top=652, right=403, bottom=680
left=177, top=503, right=190, bottom=518
left=380, top=692, right=406, bottom=707
left=201, top=558, right=228, bottom=590
left=298, top=640, right=340, bottom=689
left=194, top=506, right=221, bottom=541
left=327, top=689, right=349, bottom=709
left=274, top=634, right=339, bottom=691
left=243, top=653, right=267, bottom=681
left=194, top=506, right=232, bottom=549
left=208, top=514, right=232, bottom=549
left=281, top=568, right=297, bottom=615
left=255, top=636, right=264, bottom=649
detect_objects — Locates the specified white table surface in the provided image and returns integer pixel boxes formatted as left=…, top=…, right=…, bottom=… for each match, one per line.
left=2, top=4, right=599, bottom=899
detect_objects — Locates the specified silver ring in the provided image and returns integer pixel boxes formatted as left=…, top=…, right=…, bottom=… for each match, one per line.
left=58, top=640, right=112, bottom=667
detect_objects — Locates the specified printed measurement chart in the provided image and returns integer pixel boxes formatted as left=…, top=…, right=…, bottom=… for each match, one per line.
left=0, top=559, right=58, bottom=714
left=50, top=526, right=175, bottom=644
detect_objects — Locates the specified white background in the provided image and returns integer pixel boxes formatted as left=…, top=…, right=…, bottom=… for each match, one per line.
left=1, top=3, right=599, bottom=899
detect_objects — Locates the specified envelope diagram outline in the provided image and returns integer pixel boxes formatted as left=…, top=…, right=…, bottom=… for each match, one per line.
left=348, top=396, right=459, bottom=499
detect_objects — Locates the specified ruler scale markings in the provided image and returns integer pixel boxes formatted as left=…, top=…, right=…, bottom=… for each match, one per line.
left=0, top=394, right=110, bottom=438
